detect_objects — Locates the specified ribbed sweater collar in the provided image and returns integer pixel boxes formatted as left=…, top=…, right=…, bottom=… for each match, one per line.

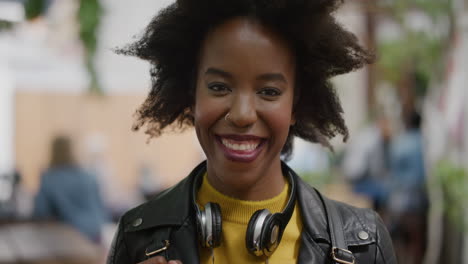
left=197, top=174, right=289, bottom=225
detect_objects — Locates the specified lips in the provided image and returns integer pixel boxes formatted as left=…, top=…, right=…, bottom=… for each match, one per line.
left=216, top=135, right=266, bottom=163
left=221, top=138, right=260, bottom=151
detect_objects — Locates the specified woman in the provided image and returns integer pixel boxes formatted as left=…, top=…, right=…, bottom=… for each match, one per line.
left=34, top=136, right=106, bottom=244
left=108, top=0, right=396, bottom=263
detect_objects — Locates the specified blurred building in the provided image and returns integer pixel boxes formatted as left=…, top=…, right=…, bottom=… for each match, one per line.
left=1, top=0, right=204, bottom=220
left=423, top=1, right=468, bottom=263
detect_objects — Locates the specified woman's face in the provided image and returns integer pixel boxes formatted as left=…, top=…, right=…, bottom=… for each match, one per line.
left=194, top=17, right=296, bottom=197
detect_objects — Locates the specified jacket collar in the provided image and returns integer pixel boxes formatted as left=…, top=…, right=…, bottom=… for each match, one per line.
left=123, top=160, right=374, bottom=247
left=123, top=162, right=205, bottom=232
left=123, top=160, right=330, bottom=236
left=295, top=176, right=330, bottom=242
left=296, top=176, right=375, bottom=246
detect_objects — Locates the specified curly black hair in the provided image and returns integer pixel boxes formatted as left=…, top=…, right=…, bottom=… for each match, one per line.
left=117, top=0, right=373, bottom=159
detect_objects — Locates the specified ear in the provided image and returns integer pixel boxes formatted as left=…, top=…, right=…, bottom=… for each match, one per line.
left=290, top=113, right=296, bottom=126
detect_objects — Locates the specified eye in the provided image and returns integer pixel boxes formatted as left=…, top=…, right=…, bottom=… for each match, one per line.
left=258, top=87, right=282, bottom=97
left=208, top=82, right=230, bottom=94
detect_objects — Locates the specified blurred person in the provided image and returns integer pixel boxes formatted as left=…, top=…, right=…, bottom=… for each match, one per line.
left=0, top=169, right=34, bottom=220
left=33, top=136, right=107, bottom=244
left=107, top=1, right=396, bottom=264
left=388, top=110, right=427, bottom=264
left=10, top=169, right=35, bottom=220
left=0, top=170, right=18, bottom=220
left=341, top=115, right=393, bottom=212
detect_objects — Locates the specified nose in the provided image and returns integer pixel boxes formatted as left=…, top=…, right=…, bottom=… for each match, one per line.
left=227, top=93, right=257, bottom=128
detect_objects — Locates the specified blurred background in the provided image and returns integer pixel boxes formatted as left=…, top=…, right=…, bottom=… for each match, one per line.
left=0, top=0, right=466, bottom=263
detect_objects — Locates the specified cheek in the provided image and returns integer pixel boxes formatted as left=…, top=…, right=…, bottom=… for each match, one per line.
left=263, top=101, right=294, bottom=144
left=193, top=87, right=223, bottom=137
left=270, top=112, right=293, bottom=138
left=193, top=92, right=208, bottom=135
left=193, top=92, right=213, bottom=153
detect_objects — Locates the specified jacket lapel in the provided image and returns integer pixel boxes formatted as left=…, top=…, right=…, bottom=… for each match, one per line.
left=124, top=163, right=207, bottom=232
left=167, top=217, right=200, bottom=264
left=124, top=162, right=206, bottom=263
left=296, top=176, right=331, bottom=263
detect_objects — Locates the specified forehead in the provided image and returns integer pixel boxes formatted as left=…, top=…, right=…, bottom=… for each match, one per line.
left=198, top=17, right=295, bottom=76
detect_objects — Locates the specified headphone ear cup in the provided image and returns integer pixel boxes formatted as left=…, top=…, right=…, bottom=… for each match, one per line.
left=245, top=210, right=262, bottom=253
left=261, top=215, right=281, bottom=256
left=195, top=204, right=206, bottom=246
left=209, top=202, right=222, bottom=247
left=245, top=209, right=271, bottom=256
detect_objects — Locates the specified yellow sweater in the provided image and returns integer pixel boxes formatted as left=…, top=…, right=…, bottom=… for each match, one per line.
left=197, top=175, right=302, bottom=264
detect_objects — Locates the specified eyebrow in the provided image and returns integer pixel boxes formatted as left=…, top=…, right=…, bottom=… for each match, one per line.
left=205, top=67, right=233, bottom=79
left=205, top=67, right=288, bottom=84
left=257, top=73, right=288, bottom=84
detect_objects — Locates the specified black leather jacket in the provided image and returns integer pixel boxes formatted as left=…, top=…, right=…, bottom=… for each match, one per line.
left=107, top=162, right=396, bottom=264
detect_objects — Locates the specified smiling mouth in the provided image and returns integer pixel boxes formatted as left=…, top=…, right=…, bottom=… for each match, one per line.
left=216, top=135, right=266, bottom=163
left=221, top=138, right=260, bottom=152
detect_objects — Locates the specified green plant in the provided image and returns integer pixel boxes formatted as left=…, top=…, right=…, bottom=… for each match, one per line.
left=433, top=160, right=468, bottom=231
left=378, top=32, right=445, bottom=96
left=21, top=0, right=103, bottom=94
left=0, top=20, right=13, bottom=31
left=24, top=0, right=47, bottom=20
left=376, top=0, right=453, bottom=96
left=78, top=0, right=103, bottom=94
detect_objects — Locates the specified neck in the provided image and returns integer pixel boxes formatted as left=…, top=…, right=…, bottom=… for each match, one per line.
left=205, top=158, right=285, bottom=201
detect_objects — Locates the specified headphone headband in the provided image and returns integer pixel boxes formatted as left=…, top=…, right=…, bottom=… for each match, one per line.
left=277, top=162, right=297, bottom=231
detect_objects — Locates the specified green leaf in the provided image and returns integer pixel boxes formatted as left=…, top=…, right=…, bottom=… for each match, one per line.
left=78, top=0, right=104, bottom=94
left=24, top=0, right=47, bottom=20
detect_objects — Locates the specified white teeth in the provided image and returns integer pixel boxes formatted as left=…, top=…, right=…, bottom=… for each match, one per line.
left=221, top=138, right=260, bottom=151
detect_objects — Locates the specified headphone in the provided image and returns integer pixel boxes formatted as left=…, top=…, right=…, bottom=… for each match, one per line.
left=192, top=161, right=297, bottom=257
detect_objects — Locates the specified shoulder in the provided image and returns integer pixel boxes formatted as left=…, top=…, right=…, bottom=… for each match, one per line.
left=296, top=176, right=396, bottom=263
left=120, top=161, right=209, bottom=232
left=322, top=196, right=397, bottom=263
left=120, top=175, right=193, bottom=232
left=107, top=174, right=196, bottom=264
left=332, top=200, right=396, bottom=263
left=329, top=198, right=380, bottom=244
left=296, top=177, right=377, bottom=244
